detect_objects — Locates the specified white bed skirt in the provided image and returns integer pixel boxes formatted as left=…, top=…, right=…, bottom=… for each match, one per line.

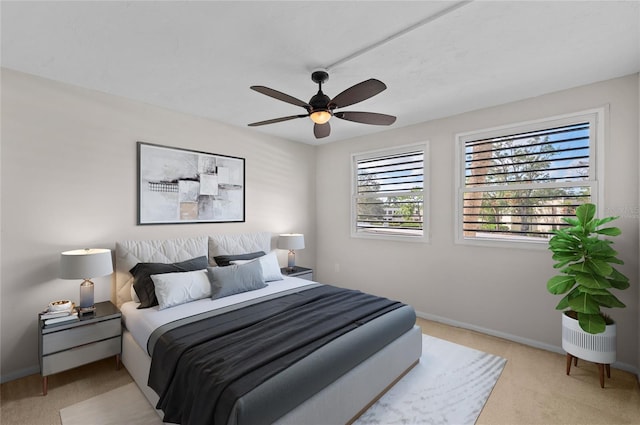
left=121, top=325, right=423, bottom=425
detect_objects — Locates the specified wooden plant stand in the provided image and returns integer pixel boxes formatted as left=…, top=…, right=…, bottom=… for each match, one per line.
left=566, top=353, right=611, bottom=388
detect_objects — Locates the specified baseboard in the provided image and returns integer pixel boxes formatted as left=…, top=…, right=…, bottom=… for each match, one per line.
left=415, top=310, right=638, bottom=376
left=1, top=364, right=40, bottom=384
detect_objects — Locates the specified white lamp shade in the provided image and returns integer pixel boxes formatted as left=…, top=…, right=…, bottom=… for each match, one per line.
left=60, top=248, right=113, bottom=279
left=277, top=234, right=305, bottom=250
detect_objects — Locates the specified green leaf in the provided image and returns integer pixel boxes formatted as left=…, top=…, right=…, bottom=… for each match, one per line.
left=610, top=267, right=629, bottom=281
left=574, top=271, right=611, bottom=289
left=555, top=295, right=570, bottom=310
left=576, top=203, right=596, bottom=226
left=547, top=275, right=575, bottom=294
left=592, top=293, right=626, bottom=308
left=609, top=268, right=631, bottom=290
left=549, top=240, right=579, bottom=251
left=552, top=252, right=581, bottom=263
left=568, top=292, right=600, bottom=314
left=568, top=262, right=588, bottom=273
left=596, top=227, right=621, bottom=236
left=604, top=256, right=624, bottom=265
left=566, top=226, right=585, bottom=236
left=553, top=260, right=573, bottom=269
left=578, top=312, right=606, bottom=334
left=589, top=242, right=619, bottom=256
left=550, top=231, right=578, bottom=242
left=594, top=216, right=618, bottom=227
left=584, top=258, right=613, bottom=277
left=562, top=217, right=580, bottom=226
left=576, top=286, right=614, bottom=296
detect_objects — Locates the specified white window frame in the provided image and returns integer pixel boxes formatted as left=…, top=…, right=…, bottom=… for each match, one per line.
left=351, top=142, right=430, bottom=243
left=454, top=107, right=606, bottom=249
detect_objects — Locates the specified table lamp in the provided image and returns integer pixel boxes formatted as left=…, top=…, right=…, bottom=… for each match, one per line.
left=60, top=248, right=113, bottom=313
left=277, top=234, right=305, bottom=271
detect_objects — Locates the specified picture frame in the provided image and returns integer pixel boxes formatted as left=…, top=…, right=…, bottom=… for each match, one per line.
left=137, top=142, right=245, bottom=224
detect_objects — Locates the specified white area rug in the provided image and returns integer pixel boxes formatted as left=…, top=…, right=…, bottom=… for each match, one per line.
left=60, top=335, right=506, bottom=425
left=354, top=335, right=506, bottom=424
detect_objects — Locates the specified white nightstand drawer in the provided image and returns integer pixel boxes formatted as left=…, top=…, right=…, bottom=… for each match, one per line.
left=41, top=336, right=121, bottom=376
left=42, top=318, right=121, bottom=355
left=296, top=272, right=313, bottom=280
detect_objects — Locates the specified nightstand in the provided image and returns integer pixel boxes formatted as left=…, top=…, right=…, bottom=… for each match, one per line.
left=281, top=266, right=313, bottom=281
left=38, top=301, right=122, bottom=395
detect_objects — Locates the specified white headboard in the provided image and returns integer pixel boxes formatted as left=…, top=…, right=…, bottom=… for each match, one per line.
left=114, top=232, right=272, bottom=308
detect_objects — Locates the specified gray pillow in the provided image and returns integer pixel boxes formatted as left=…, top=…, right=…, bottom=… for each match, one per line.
left=207, top=260, right=267, bottom=299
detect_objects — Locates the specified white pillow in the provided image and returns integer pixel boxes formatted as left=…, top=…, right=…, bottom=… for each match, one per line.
left=231, top=251, right=283, bottom=282
left=151, top=269, right=211, bottom=310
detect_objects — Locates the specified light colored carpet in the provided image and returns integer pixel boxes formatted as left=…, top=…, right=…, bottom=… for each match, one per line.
left=59, top=381, right=159, bottom=425
left=60, top=334, right=506, bottom=425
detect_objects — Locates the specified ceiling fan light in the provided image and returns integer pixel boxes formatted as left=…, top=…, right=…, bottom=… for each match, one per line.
left=310, top=110, right=331, bottom=124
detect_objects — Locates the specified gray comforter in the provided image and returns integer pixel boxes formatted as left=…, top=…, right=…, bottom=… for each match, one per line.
left=148, top=284, right=411, bottom=425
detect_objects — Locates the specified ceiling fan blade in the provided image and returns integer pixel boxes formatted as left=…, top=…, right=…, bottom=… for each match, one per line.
left=314, top=122, right=331, bottom=139
left=250, top=86, right=310, bottom=109
left=334, top=111, right=396, bottom=126
left=248, top=114, right=308, bottom=127
left=329, top=79, right=387, bottom=109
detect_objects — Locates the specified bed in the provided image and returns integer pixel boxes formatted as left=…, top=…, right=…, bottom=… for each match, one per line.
left=115, top=232, right=422, bottom=425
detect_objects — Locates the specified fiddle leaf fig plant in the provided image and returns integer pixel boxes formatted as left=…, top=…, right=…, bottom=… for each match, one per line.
left=547, top=203, right=630, bottom=334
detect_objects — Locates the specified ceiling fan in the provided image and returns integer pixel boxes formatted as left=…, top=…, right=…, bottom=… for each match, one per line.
left=248, top=70, right=396, bottom=139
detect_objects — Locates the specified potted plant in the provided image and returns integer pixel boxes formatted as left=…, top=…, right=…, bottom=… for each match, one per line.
left=547, top=203, right=630, bottom=383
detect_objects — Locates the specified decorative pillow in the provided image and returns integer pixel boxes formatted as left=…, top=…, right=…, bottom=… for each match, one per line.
left=207, top=260, right=267, bottom=300
left=130, top=256, right=208, bottom=309
left=151, top=269, right=211, bottom=310
left=232, top=251, right=283, bottom=282
left=213, top=251, right=265, bottom=267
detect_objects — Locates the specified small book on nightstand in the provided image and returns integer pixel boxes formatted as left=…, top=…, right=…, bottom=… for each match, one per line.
left=40, top=302, right=79, bottom=327
left=43, top=312, right=79, bottom=326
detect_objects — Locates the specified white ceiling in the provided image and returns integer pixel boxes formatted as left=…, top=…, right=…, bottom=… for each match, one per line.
left=2, top=1, right=639, bottom=145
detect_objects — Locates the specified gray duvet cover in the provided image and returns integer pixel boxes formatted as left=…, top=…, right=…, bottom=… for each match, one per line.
left=147, top=284, right=416, bottom=425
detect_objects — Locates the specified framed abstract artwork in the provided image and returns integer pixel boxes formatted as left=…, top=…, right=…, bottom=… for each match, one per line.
left=137, top=142, right=245, bottom=224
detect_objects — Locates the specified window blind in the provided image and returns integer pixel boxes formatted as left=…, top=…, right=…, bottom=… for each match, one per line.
left=462, top=122, right=592, bottom=240
left=354, top=149, right=424, bottom=237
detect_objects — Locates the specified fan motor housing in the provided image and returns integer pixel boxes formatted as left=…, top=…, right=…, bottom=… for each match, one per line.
left=309, top=92, right=330, bottom=111
left=311, top=70, right=329, bottom=84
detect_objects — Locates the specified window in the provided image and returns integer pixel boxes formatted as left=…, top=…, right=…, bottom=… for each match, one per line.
left=456, top=109, right=603, bottom=246
left=352, top=143, right=428, bottom=241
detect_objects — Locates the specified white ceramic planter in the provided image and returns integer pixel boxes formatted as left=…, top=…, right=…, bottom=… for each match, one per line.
left=562, top=312, right=616, bottom=364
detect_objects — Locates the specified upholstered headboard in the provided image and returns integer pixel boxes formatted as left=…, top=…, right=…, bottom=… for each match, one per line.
left=114, top=232, right=272, bottom=308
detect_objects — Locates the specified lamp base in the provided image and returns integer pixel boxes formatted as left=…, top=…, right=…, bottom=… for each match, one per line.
left=77, top=306, right=96, bottom=316
left=79, top=279, right=94, bottom=309
left=288, top=250, right=296, bottom=269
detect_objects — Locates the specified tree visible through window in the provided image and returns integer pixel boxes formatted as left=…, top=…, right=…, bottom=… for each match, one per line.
left=352, top=145, right=427, bottom=240
left=457, top=110, right=601, bottom=244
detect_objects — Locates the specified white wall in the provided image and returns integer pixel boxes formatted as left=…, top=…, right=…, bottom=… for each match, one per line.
left=316, top=74, right=640, bottom=370
left=0, top=69, right=317, bottom=382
